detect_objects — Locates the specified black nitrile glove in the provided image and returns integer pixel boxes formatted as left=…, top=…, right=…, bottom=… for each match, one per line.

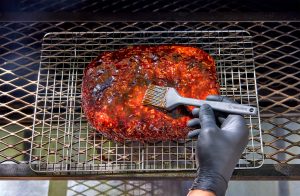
left=187, top=95, right=249, bottom=196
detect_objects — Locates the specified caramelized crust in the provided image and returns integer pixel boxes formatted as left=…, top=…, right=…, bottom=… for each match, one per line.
left=82, top=46, right=219, bottom=141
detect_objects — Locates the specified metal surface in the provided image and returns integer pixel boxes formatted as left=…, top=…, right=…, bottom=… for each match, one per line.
left=67, top=180, right=167, bottom=196
left=29, top=31, right=263, bottom=173
left=0, top=21, right=299, bottom=178
left=66, top=180, right=300, bottom=196
left=14, top=0, right=300, bottom=13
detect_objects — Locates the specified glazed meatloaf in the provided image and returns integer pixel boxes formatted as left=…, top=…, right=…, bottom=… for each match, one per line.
left=82, top=45, right=219, bottom=141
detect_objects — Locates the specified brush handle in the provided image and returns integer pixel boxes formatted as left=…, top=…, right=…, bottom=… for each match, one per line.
left=180, top=97, right=257, bottom=115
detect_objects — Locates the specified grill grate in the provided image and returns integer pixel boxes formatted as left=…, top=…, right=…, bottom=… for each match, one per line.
left=67, top=180, right=171, bottom=195
left=0, top=22, right=299, bottom=177
left=29, top=31, right=263, bottom=173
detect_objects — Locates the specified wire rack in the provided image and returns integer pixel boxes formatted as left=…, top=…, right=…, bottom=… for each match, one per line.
left=29, top=31, right=263, bottom=173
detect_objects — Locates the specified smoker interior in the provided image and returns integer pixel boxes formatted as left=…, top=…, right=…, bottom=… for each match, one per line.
left=0, top=0, right=299, bottom=179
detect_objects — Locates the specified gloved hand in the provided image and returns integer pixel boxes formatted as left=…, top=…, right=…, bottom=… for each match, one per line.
left=187, top=95, right=249, bottom=196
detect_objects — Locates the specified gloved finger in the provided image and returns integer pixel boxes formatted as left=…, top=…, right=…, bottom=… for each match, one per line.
left=195, top=106, right=224, bottom=125
left=187, top=129, right=201, bottom=138
left=192, top=108, right=200, bottom=117
left=221, top=115, right=246, bottom=131
left=187, top=118, right=200, bottom=127
left=218, top=116, right=226, bottom=124
left=199, top=104, right=216, bottom=128
left=206, top=95, right=237, bottom=125
left=206, top=95, right=237, bottom=104
left=222, top=115, right=249, bottom=146
left=193, top=96, right=236, bottom=118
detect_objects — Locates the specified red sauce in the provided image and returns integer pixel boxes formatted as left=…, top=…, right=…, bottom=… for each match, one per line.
left=82, top=45, right=219, bottom=141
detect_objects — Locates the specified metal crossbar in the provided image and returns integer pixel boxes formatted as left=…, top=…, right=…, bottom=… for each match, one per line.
left=30, top=31, right=263, bottom=173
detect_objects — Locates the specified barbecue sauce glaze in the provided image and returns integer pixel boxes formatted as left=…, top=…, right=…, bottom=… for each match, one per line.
left=82, top=46, right=219, bottom=141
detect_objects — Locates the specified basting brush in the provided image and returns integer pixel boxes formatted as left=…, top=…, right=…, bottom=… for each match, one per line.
left=142, top=84, right=257, bottom=116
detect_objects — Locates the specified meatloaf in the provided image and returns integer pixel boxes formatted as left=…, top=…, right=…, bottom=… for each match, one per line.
left=82, top=45, right=219, bottom=141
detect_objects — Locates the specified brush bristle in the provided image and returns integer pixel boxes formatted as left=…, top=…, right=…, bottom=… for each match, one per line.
left=142, top=84, right=168, bottom=109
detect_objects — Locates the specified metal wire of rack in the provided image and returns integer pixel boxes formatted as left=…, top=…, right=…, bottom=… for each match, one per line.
left=29, top=31, right=263, bottom=173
